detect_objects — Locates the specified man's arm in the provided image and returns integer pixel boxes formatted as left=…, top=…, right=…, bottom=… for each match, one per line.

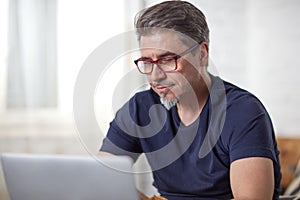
left=230, top=157, right=274, bottom=200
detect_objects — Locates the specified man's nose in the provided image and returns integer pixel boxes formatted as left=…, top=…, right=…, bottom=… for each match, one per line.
left=150, top=64, right=166, bottom=81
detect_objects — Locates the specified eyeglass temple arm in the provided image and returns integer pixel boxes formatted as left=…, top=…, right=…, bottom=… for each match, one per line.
left=178, top=43, right=199, bottom=57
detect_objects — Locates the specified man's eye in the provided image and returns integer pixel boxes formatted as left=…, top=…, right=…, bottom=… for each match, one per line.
left=160, top=57, right=175, bottom=63
left=145, top=61, right=154, bottom=64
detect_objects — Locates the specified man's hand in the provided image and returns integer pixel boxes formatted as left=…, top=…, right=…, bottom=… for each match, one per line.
left=138, top=192, right=168, bottom=200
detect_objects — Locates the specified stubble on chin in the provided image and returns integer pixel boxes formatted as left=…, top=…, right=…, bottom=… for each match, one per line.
left=160, top=93, right=179, bottom=110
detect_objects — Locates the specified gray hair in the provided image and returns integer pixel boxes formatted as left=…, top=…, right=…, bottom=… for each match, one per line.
left=135, top=0, right=210, bottom=46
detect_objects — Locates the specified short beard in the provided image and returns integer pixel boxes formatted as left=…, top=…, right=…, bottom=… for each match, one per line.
left=160, top=96, right=179, bottom=110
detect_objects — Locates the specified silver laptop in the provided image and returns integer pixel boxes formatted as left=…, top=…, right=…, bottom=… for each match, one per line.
left=1, top=153, right=139, bottom=200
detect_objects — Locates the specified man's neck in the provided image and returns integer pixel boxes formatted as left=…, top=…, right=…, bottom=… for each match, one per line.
left=176, top=74, right=211, bottom=126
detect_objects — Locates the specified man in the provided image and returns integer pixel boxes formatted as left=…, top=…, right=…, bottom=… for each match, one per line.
left=100, top=1, right=281, bottom=199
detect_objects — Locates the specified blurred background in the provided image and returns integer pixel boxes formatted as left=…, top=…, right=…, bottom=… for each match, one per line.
left=0, top=0, right=300, bottom=199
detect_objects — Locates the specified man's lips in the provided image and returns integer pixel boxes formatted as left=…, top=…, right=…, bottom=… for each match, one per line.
left=155, top=85, right=173, bottom=93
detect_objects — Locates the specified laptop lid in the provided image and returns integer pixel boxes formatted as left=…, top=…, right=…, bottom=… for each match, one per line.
left=1, top=153, right=139, bottom=200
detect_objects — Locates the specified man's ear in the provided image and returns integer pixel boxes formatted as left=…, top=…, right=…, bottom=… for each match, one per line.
left=199, top=42, right=209, bottom=67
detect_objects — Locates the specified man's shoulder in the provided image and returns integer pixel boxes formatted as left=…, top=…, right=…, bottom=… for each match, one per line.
left=211, top=75, right=268, bottom=117
left=211, top=77, right=271, bottom=133
left=216, top=77, right=262, bottom=109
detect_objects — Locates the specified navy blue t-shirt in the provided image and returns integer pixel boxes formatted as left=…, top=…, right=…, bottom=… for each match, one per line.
left=100, top=75, right=281, bottom=200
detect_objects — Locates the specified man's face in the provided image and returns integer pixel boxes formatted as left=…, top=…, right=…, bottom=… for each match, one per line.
left=140, top=31, right=201, bottom=105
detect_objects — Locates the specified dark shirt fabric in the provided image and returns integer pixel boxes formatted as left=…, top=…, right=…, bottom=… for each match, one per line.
left=100, top=75, right=281, bottom=200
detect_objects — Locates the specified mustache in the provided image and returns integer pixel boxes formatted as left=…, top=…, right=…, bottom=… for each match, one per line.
left=150, top=81, right=175, bottom=87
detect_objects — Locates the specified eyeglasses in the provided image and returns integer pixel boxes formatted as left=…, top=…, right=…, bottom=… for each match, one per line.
left=134, top=43, right=199, bottom=74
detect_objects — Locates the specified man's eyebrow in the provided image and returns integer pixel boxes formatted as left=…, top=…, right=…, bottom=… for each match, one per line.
left=157, top=51, right=177, bottom=58
left=140, top=51, right=177, bottom=60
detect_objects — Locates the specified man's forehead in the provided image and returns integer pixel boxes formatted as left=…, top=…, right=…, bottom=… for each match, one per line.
left=139, top=31, right=188, bottom=54
left=140, top=30, right=179, bottom=44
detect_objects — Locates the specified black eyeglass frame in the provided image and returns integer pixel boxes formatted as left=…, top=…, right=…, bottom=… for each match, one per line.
left=134, top=43, right=199, bottom=74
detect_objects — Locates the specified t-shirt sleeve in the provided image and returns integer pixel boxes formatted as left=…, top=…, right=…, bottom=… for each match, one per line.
left=100, top=120, right=142, bottom=161
left=227, top=96, right=278, bottom=164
